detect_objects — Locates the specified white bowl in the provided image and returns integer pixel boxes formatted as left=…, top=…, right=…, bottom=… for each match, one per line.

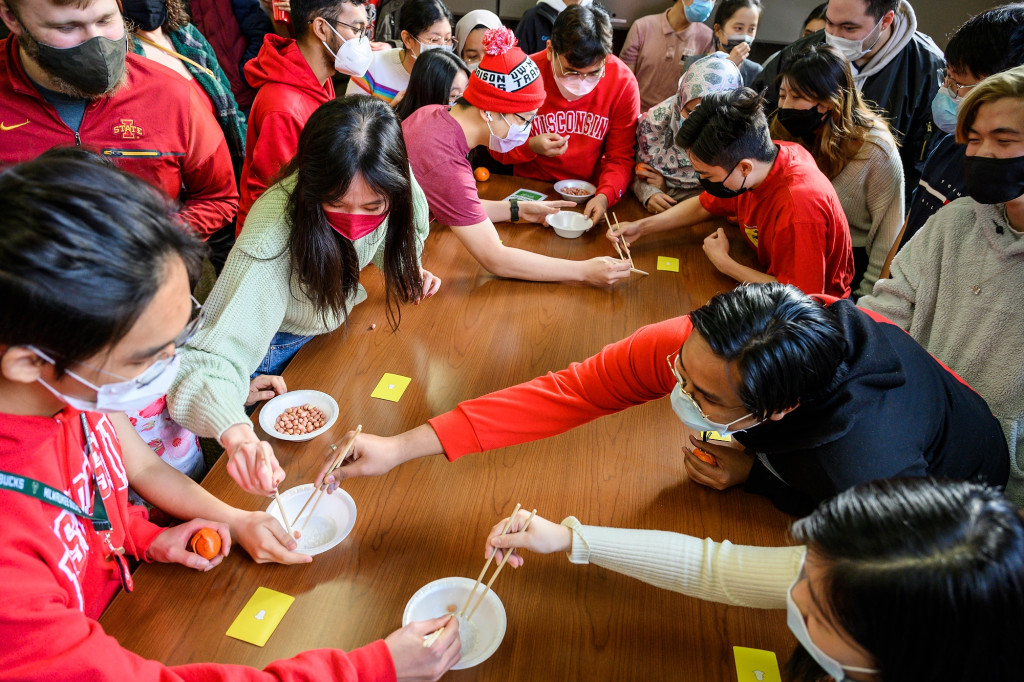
left=259, top=390, right=339, bottom=442
left=553, top=179, right=596, bottom=205
left=403, top=576, right=507, bottom=669
left=547, top=211, right=593, bottom=238
left=266, top=483, right=357, bottom=555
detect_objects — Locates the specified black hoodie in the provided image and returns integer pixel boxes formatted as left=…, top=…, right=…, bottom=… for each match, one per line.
left=737, top=299, right=1009, bottom=516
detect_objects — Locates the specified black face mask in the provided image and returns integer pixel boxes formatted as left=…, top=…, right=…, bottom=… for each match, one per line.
left=777, top=107, right=828, bottom=140
left=965, top=155, right=1024, bottom=204
left=699, top=162, right=749, bottom=199
left=123, top=0, right=168, bottom=32
left=31, top=31, right=128, bottom=97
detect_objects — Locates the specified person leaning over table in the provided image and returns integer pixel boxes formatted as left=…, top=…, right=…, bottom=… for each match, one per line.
left=318, top=282, right=1010, bottom=517
left=0, top=149, right=460, bottom=682
left=402, top=26, right=631, bottom=287
left=490, top=4, right=641, bottom=227
left=168, top=97, right=441, bottom=497
left=613, top=87, right=855, bottom=299
left=483, top=478, right=1024, bottom=682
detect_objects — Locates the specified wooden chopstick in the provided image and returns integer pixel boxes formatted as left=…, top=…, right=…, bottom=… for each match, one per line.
left=458, top=503, right=522, bottom=618
left=422, top=614, right=453, bottom=648
left=292, top=425, right=362, bottom=530
left=261, top=445, right=295, bottom=538
left=287, top=442, right=338, bottom=528
left=609, top=213, right=648, bottom=276
left=465, top=509, right=537, bottom=621
left=606, top=214, right=627, bottom=261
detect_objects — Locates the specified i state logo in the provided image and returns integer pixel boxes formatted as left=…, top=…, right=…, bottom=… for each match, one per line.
left=112, top=118, right=144, bottom=140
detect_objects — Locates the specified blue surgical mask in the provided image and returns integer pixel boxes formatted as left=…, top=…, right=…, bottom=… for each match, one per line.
left=931, top=86, right=959, bottom=134
left=684, top=0, right=715, bottom=24
left=787, top=569, right=881, bottom=681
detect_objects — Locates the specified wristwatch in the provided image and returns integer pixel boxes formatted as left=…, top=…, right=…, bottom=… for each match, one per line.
left=509, top=198, right=520, bottom=223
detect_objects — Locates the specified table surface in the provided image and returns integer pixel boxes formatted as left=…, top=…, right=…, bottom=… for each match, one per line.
left=101, top=176, right=794, bottom=680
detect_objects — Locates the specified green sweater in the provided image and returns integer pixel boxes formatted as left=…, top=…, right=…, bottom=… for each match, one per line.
left=167, top=172, right=430, bottom=438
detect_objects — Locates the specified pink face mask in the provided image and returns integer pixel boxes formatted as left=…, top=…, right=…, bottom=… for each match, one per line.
left=323, top=208, right=388, bottom=240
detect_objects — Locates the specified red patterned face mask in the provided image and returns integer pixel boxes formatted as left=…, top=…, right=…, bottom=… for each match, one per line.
left=323, top=209, right=388, bottom=240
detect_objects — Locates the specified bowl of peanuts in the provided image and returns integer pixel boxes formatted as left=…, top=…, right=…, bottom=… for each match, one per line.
left=553, top=179, right=596, bottom=205
left=259, top=390, right=339, bottom=442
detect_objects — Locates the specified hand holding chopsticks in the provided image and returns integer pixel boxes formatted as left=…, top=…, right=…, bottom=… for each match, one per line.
left=289, top=426, right=361, bottom=531
left=606, top=213, right=649, bottom=276
left=261, top=444, right=295, bottom=539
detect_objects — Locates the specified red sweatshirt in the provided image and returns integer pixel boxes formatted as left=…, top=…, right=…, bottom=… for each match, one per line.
left=698, top=142, right=854, bottom=298
left=238, top=35, right=334, bottom=233
left=0, top=407, right=395, bottom=681
left=0, top=37, right=238, bottom=239
left=491, top=51, right=641, bottom=207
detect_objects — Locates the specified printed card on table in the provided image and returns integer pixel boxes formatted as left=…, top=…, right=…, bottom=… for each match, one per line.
left=372, top=373, right=412, bottom=402
left=226, top=587, right=294, bottom=647
left=503, top=188, right=547, bottom=202
left=733, top=646, right=782, bottom=682
left=657, top=256, right=680, bottom=272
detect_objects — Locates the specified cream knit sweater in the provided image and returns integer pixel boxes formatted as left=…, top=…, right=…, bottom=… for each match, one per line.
left=830, top=125, right=905, bottom=298
left=167, top=172, right=430, bottom=439
left=562, top=517, right=806, bottom=608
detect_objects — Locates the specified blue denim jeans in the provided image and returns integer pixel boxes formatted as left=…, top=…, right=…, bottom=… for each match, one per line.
left=251, top=331, right=314, bottom=379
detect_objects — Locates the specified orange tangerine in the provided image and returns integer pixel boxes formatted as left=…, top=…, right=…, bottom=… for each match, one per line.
left=474, top=167, right=490, bottom=182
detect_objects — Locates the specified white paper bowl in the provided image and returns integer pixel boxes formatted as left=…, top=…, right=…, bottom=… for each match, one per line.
left=266, top=483, right=357, bottom=556
left=553, top=179, right=596, bottom=205
left=548, top=211, right=593, bottom=238
left=403, top=576, right=507, bottom=669
left=259, top=390, right=339, bottom=442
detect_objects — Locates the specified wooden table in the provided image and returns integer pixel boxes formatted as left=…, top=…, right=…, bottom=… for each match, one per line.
left=101, top=176, right=793, bottom=680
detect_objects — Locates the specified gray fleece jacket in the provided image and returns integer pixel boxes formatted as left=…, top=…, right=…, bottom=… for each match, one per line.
left=859, top=197, right=1024, bottom=505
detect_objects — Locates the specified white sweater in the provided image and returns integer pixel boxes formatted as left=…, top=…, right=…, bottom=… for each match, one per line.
left=859, top=198, right=1024, bottom=505
left=562, top=517, right=806, bottom=608
left=830, top=125, right=905, bottom=298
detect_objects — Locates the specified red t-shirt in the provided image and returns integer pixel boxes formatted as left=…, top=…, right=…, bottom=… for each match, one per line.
left=699, top=142, right=854, bottom=298
left=402, top=105, right=489, bottom=227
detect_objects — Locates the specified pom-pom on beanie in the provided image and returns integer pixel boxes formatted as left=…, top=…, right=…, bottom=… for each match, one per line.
left=462, top=27, right=546, bottom=114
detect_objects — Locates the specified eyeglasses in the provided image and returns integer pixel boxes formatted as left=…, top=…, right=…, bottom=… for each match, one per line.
left=125, top=295, right=205, bottom=387
left=555, top=55, right=605, bottom=83
left=327, top=18, right=375, bottom=41
left=667, top=352, right=715, bottom=421
left=417, top=33, right=457, bottom=48
left=936, top=68, right=977, bottom=101
left=505, top=112, right=535, bottom=128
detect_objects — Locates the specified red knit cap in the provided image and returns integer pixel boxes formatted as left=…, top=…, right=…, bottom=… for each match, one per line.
left=463, top=27, right=546, bottom=114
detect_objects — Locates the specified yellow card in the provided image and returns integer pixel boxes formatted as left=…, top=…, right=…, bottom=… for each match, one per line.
left=733, top=646, right=782, bottom=682
left=657, top=256, right=680, bottom=272
left=226, top=587, right=295, bottom=647
left=702, top=430, right=732, bottom=443
left=371, top=373, right=411, bottom=402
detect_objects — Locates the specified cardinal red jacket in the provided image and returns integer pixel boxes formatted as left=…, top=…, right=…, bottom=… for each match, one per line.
left=0, top=36, right=238, bottom=239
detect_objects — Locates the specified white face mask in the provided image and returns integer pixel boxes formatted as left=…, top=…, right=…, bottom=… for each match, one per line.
left=31, top=346, right=180, bottom=414
left=412, top=38, right=453, bottom=58
left=787, top=569, right=881, bottom=681
left=323, top=22, right=373, bottom=77
left=824, top=17, right=884, bottom=62
left=666, top=352, right=759, bottom=436
left=486, top=112, right=531, bottom=153
left=553, top=55, right=602, bottom=100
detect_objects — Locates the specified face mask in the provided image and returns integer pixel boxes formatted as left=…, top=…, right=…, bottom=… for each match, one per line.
left=787, top=571, right=881, bottom=681
left=486, top=112, right=531, bottom=153
left=323, top=208, right=388, bottom=240
left=684, top=0, right=714, bottom=24
left=31, top=347, right=180, bottom=414
left=824, top=18, right=884, bottom=62
left=698, top=161, right=749, bottom=199
left=123, top=0, right=167, bottom=31
left=931, top=86, right=959, bottom=135
left=413, top=39, right=453, bottom=58
left=323, top=22, right=373, bottom=77
left=466, top=59, right=481, bottom=71
left=722, top=34, right=754, bottom=51
left=964, top=154, right=1024, bottom=205
left=778, top=107, right=828, bottom=139
left=30, top=30, right=128, bottom=97
left=553, top=56, right=601, bottom=100
left=667, top=353, right=757, bottom=436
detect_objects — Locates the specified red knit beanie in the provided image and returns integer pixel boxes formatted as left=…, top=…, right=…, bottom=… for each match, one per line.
left=463, top=27, right=546, bottom=114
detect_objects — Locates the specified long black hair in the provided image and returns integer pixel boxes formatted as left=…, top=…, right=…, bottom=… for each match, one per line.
left=787, top=478, right=1024, bottom=681
left=280, top=96, right=422, bottom=330
left=395, top=49, right=469, bottom=119
left=0, top=147, right=205, bottom=374
left=399, top=0, right=453, bottom=41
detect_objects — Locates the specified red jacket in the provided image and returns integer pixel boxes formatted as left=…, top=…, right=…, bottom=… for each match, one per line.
left=0, top=36, right=238, bottom=239
left=698, top=142, right=854, bottom=298
left=238, top=35, right=334, bottom=233
left=0, top=407, right=396, bottom=681
left=491, top=51, right=641, bottom=207
left=189, top=0, right=259, bottom=111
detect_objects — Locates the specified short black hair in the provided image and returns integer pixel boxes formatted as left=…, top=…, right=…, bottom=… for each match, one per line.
left=0, top=148, right=205, bottom=374
left=946, top=3, right=1024, bottom=80
left=398, top=0, right=453, bottom=39
left=550, top=4, right=613, bottom=68
left=676, top=88, right=776, bottom=169
left=689, top=283, right=845, bottom=420
left=863, top=0, right=898, bottom=22
left=292, top=0, right=368, bottom=40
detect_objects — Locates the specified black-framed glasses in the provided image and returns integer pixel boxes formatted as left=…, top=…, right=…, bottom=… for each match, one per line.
left=936, top=68, right=976, bottom=100
left=508, top=112, right=536, bottom=128
left=330, top=18, right=375, bottom=41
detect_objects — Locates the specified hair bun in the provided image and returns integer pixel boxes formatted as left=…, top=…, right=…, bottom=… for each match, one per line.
left=483, top=26, right=517, bottom=55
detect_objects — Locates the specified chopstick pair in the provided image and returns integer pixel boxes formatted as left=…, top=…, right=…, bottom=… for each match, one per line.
left=606, top=212, right=649, bottom=276
left=288, top=426, right=361, bottom=532
left=260, top=445, right=295, bottom=539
